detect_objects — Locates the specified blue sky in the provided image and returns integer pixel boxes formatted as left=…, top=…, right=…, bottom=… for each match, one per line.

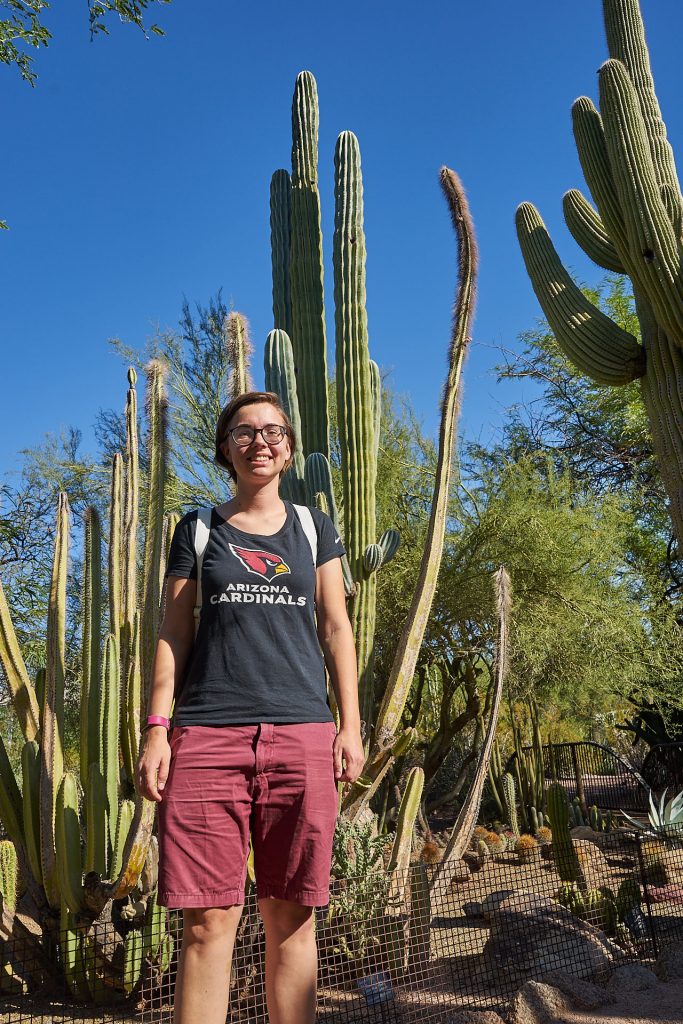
left=2, top=1, right=681, bottom=481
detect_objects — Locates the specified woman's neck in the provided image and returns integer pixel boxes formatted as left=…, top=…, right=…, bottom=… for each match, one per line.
left=227, top=479, right=284, bottom=515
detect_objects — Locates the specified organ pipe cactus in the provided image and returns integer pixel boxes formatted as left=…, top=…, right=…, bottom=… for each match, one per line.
left=0, top=364, right=172, bottom=999
left=270, top=169, right=292, bottom=337
left=517, top=0, right=683, bottom=542
left=264, top=328, right=307, bottom=504
left=334, top=130, right=379, bottom=727
left=289, top=71, right=329, bottom=459
left=266, top=73, right=504, bottom=883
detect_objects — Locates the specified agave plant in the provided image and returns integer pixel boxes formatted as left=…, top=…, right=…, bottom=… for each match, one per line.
left=621, top=788, right=683, bottom=839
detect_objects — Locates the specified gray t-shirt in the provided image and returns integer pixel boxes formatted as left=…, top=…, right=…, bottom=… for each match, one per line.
left=165, top=502, right=346, bottom=725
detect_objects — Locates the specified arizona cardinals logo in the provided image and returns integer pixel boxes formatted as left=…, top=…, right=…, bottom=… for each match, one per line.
left=228, top=543, right=291, bottom=581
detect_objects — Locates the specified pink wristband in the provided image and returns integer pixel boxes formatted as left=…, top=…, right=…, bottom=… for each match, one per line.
left=144, top=715, right=171, bottom=731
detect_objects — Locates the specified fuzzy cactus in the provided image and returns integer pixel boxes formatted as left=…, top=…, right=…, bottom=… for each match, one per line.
left=503, top=772, right=520, bottom=838
left=517, top=0, right=683, bottom=542
left=225, top=312, right=254, bottom=400
left=0, top=840, right=17, bottom=912
left=515, top=833, right=539, bottom=864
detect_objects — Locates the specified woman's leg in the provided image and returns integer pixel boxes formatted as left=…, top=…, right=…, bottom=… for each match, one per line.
left=259, top=898, right=317, bottom=1024
left=173, top=905, right=243, bottom=1024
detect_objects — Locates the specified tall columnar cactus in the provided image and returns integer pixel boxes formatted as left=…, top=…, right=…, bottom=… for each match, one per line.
left=0, top=367, right=171, bottom=999
left=264, top=328, right=307, bottom=504
left=270, top=169, right=292, bottom=336
left=503, top=772, right=520, bottom=839
left=547, top=783, right=584, bottom=885
left=141, top=360, right=169, bottom=697
left=289, top=71, right=329, bottom=459
left=225, top=311, right=254, bottom=400
left=334, top=130, right=379, bottom=728
left=40, top=491, right=68, bottom=909
left=81, top=507, right=102, bottom=789
left=517, top=0, right=683, bottom=542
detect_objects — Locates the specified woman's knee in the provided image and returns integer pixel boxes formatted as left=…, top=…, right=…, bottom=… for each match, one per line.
left=183, top=905, right=243, bottom=947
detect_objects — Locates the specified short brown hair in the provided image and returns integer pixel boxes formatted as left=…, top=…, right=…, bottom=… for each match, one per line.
left=215, top=391, right=296, bottom=482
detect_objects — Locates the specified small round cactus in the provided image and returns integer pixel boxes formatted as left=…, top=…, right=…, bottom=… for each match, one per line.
left=515, top=833, right=540, bottom=863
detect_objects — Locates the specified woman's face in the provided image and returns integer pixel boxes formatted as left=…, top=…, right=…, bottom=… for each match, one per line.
left=221, top=402, right=292, bottom=483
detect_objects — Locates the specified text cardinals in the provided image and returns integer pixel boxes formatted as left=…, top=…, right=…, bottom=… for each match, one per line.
left=209, top=582, right=306, bottom=606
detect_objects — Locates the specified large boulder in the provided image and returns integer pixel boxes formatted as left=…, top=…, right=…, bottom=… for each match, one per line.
left=482, top=890, right=623, bottom=984
left=656, top=940, right=683, bottom=981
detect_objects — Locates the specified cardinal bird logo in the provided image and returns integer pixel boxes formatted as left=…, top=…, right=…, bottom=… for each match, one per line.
left=228, top=543, right=291, bottom=581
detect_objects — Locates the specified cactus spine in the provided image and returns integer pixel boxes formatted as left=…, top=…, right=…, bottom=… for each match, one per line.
left=517, top=0, right=683, bottom=542
left=290, top=71, right=329, bottom=458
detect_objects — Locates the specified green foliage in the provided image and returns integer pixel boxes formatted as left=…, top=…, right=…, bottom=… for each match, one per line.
left=516, top=0, right=683, bottom=548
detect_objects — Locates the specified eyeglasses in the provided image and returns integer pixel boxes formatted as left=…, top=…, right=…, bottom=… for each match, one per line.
left=227, top=424, right=288, bottom=446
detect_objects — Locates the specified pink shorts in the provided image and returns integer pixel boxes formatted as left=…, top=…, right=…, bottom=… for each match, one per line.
left=157, top=722, right=338, bottom=908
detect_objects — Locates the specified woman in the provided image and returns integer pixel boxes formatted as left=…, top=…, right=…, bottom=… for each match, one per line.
left=136, top=391, right=365, bottom=1024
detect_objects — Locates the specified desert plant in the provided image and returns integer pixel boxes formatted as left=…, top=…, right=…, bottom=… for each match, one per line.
left=0, top=366, right=174, bottom=1001
left=515, top=833, right=539, bottom=864
left=547, top=783, right=585, bottom=885
left=516, top=0, right=683, bottom=545
left=622, top=787, right=683, bottom=839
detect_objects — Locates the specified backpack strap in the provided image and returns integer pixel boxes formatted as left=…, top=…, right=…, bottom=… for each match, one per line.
left=292, top=504, right=318, bottom=566
left=193, top=507, right=213, bottom=636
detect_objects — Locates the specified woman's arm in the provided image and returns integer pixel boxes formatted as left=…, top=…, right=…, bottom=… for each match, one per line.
left=136, top=576, right=196, bottom=801
left=315, top=558, right=365, bottom=784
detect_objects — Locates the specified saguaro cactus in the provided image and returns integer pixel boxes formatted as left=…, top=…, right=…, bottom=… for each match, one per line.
left=517, top=0, right=683, bottom=541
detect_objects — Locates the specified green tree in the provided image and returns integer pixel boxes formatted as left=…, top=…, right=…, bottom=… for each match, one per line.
left=0, top=0, right=171, bottom=87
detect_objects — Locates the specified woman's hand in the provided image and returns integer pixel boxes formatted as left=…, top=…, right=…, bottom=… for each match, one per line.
left=333, top=726, right=365, bottom=784
left=136, top=727, right=171, bottom=801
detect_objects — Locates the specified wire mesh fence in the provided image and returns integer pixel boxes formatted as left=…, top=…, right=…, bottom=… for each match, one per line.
left=1, top=832, right=682, bottom=1023
left=508, top=740, right=651, bottom=813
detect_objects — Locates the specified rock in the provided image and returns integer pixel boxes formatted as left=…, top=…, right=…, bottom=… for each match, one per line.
left=510, top=980, right=573, bottom=1024
left=606, top=962, right=658, bottom=992
left=540, top=969, right=614, bottom=1009
left=656, top=940, right=683, bottom=981
left=571, top=840, right=610, bottom=886
left=482, top=890, right=623, bottom=984
left=462, top=901, right=484, bottom=920
left=481, top=889, right=541, bottom=920
left=446, top=1013, right=505, bottom=1024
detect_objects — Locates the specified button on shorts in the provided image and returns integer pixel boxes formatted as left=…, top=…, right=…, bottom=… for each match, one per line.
left=157, top=722, right=338, bottom=909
